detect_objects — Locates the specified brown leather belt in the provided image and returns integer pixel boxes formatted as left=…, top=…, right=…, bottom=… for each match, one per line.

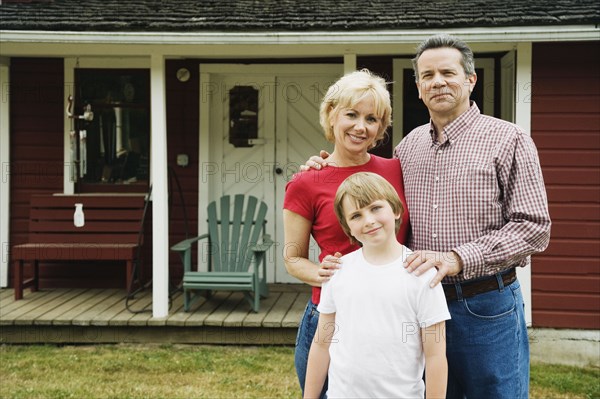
left=443, top=268, right=517, bottom=301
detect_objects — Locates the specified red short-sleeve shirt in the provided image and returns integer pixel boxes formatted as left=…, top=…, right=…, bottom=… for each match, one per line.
left=284, top=155, right=410, bottom=304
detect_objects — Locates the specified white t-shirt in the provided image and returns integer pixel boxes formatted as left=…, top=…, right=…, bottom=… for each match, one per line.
left=318, top=246, right=451, bottom=398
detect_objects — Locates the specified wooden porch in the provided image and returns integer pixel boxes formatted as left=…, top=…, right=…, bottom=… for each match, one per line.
left=0, top=284, right=310, bottom=345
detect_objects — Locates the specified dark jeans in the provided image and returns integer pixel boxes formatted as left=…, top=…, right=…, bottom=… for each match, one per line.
left=445, top=278, right=529, bottom=399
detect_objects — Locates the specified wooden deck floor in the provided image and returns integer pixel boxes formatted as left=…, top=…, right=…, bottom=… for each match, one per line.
left=0, top=284, right=310, bottom=345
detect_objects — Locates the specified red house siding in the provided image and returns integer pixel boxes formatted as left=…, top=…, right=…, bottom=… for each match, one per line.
left=531, top=42, right=600, bottom=329
left=9, top=59, right=67, bottom=286
left=165, top=59, right=200, bottom=286
left=9, top=58, right=64, bottom=244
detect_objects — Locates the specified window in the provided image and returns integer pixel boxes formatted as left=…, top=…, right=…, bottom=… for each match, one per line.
left=74, top=69, right=150, bottom=192
left=229, top=85, right=258, bottom=148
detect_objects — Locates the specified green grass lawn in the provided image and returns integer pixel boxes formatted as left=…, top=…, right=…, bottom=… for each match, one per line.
left=0, top=344, right=598, bottom=398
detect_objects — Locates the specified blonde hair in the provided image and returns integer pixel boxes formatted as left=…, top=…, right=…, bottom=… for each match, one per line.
left=319, top=69, right=392, bottom=149
left=334, top=172, right=404, bottom=244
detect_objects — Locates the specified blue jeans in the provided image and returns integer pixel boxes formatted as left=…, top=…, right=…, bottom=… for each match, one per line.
left=445, top=277, right=529, bottom=399
left=295, top=300, right=327, bottom=399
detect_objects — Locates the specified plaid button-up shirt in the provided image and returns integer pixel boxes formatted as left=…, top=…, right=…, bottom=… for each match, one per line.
left=394, top=103, right=551, bottom=283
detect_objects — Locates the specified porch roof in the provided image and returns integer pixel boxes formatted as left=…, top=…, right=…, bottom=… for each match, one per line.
left=1, top=0, right=599, bottom=33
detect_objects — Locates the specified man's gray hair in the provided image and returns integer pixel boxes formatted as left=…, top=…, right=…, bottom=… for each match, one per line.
left=412, top=34, right=476, bottom=81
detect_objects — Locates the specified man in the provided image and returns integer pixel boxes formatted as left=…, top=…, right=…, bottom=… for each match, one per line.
left=306, top=34, right=551, bottom=398
left=397, top=34, right=551, bottom=398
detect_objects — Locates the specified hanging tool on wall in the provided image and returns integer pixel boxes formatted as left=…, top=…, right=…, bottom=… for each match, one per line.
left=79, top=129, right=87, bottom=178
left=66, top=95, right=78, bottom=182
left=66, top=95, right=94, bottom=181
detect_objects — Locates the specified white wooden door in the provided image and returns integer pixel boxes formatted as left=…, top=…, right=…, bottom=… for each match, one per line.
left=274, top=74, right=340, bottom=282
left=200, top=65, right=341, bottom=282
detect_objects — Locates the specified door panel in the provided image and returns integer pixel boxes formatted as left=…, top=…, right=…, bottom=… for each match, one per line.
left=218, top=76, right=275, bottom=203
left=275, top=74, right=339, bottom=282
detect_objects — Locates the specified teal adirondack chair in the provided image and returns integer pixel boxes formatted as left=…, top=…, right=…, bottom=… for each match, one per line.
left=171, top=195, right=272, bottom=312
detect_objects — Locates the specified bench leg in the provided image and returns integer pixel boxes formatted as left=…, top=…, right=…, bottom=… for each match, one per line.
left=14, top=260, right=23, bottom=300
left=14, top=259, right=40, bottom=300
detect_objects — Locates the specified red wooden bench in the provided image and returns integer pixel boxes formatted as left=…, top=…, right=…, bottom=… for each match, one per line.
left=12, top=194, right=148, bottom=300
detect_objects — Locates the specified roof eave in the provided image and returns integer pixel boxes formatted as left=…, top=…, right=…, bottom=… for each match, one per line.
left=1, top=25, right=598, bottom=46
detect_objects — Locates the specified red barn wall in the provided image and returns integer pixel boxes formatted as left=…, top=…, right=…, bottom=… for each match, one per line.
left=531, top=41, right=600, bottom=329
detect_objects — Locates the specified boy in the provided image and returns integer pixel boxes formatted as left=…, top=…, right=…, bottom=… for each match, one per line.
left=303, top=172, right=450, bottom=398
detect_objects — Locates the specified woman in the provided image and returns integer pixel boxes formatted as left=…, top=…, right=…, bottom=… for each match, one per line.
left=283, top=69, right=410, bottom=398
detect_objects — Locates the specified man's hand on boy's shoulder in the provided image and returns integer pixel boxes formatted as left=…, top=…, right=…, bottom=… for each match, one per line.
left=404, top=250, right=463, bottom=288
left=300, top=150, right=331, bottom=171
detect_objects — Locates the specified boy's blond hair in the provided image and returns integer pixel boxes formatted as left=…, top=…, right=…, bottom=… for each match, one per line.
left=334, top=172, right=404, bottom=244
left=319, top=69, right=392, bottom=149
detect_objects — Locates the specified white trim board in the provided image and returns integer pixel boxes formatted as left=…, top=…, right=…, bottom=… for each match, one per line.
left=0, top=59, right=10, bottom=287
left=514, top=42, right=533, bottom=326
left=1, top=25, right=598, bottom=45
left=1, top=26, right=598, bottom=58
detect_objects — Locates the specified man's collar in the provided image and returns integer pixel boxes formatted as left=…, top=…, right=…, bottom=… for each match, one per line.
left=428, top=102, right=480, bottom=145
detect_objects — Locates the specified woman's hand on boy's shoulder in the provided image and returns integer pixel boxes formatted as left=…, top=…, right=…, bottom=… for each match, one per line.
left=300, top=150, right=331, bottom=171
left=317, top=252, right=342, bottom=282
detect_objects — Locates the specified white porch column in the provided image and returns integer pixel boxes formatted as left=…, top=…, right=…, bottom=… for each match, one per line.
left=0, top=58, right=10, bottom=287
left=150, top=54, right=169, bottom=318
left=515, top=42, right=533, bottom=326
left=343, top=53, right=357, bottom=74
